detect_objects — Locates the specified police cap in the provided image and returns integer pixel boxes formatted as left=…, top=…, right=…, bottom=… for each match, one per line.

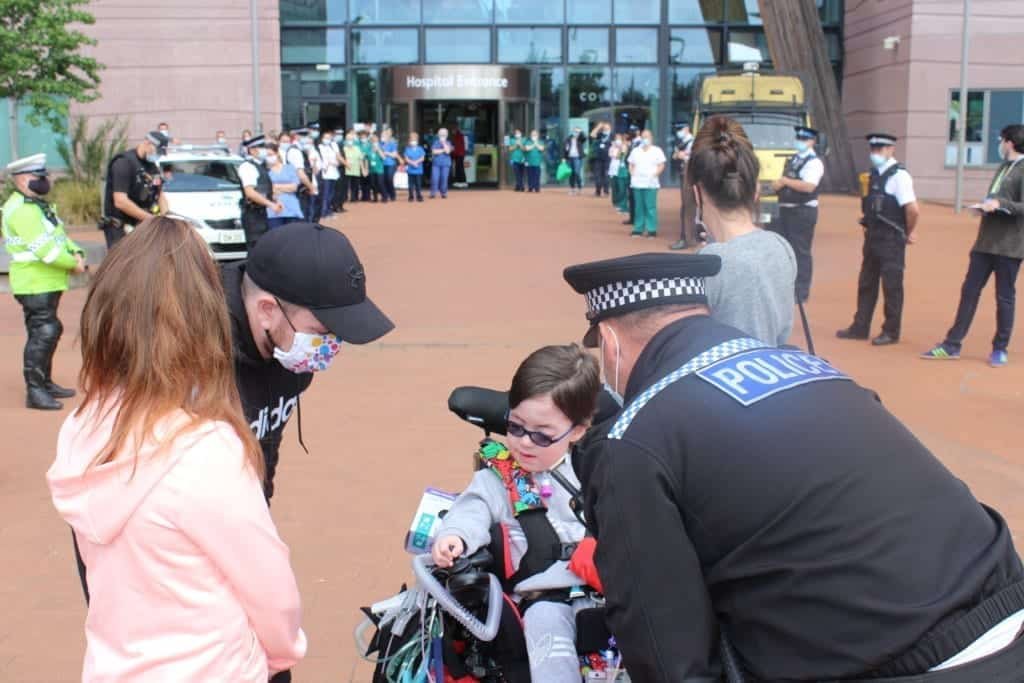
left=5, top=153, right=47, bottom=176
left=563, top=253, right=721, bottom=347
left=795, top=126, right=819, bottom=140
left=867, top=133, right=897, bottom=147
left=242, top=134, right=268, bottom=149
left=673, top=119, right=691, bottom=130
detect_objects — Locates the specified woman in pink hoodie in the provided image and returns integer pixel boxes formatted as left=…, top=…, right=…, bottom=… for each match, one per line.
left=47, top=216, right=306, bottom=682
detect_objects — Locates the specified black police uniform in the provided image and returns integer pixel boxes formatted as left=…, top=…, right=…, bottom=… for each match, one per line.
left=848, top=162, right=911, bottom=341
left=563, top=254, right=1024, bottom=682
left=590, top=130, right=611, bottom=196
left=101, top=149, right=162, bottom=248
left=239, top=155, right=274, bottom=251
left=776, top=150, right=821, bottom=303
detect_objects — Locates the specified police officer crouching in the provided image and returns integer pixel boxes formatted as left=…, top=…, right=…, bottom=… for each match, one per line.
left=237, top=135, right=281, bottom=250
left=837, top=133, right=920, bottom=346
left=2, top=154, right=86, bottom=410
left=772, top=126, right=824, bottom=302
left=100, top=131, right=170, bottom=248
left=563, top=252, right=1024, bottom=681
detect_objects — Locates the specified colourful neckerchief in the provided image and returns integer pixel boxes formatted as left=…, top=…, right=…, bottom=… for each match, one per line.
left=476, top=439, right=545, bottom=516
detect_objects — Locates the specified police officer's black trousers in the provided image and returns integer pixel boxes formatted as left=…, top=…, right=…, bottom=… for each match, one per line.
left=101, top=225, right=127, bottom=249
left=777, top=205, right=818, bottom=303
left=241, top=207, right=269, bottom=252
left=333, top=175, right=347, bottom=211
left=852, top=230, right=906, bottom=338
left=16, top=292, right=64, bottom=392
left=592, top=157, right=609, bottom=195
left=943, top=251, right=1023, bottom=352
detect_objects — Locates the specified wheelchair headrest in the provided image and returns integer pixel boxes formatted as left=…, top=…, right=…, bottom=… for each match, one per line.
left=449, top=385, right=623, bottom=438
left=448, top=386, right=509, bottom=436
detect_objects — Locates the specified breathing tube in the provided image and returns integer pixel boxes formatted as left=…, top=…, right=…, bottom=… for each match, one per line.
left=412, top=554, right=504, bottom=642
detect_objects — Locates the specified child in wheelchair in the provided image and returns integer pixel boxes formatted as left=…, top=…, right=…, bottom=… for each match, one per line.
left=431, top=344, right=603, bottom=682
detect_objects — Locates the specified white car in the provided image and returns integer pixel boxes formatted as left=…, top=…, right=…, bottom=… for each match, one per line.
left=158, top=146, right=248, bottom=261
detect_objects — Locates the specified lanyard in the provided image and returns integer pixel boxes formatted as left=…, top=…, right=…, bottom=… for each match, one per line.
left=990, top=157, right=1024, bottom=195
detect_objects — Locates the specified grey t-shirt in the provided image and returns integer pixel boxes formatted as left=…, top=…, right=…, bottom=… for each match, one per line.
left=700, top=229, right=797, bottom=346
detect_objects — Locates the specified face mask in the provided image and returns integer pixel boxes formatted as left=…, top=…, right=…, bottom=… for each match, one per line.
left=146, top=153, right=160, bottom=163
left=310, top=132, right=320, bottom=140
left=869, top=153, right=887, bottom=168
left=999, top=143, right=1010, bottom=161
left=271, top=331, right=341, bottom=373
left=642, top=138, right=651, bottom=147
left=217, top=137, right=227, bottom=145
left=265, top=154, right=278, bottom=165
left=28, top=176, right=51, bottom=196
left=531, top=135, right=539, bottom=141
left=676, top=130, right=687, bottom=140
left=256, top=148, right=267, bottom=159
left=795, top=140, right=809, bottom=153
left=322, top=136, right=332, bottom=145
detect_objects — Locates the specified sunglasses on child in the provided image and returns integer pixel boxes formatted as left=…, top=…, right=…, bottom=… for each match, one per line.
left=506, top=420, right=575, bottom=448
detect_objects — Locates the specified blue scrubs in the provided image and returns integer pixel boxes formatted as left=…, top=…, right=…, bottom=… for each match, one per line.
left=430, top=138, right=452, bottom=198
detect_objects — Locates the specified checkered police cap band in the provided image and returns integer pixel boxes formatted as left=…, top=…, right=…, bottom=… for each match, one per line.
left=584, top=277, right=706, bottom=320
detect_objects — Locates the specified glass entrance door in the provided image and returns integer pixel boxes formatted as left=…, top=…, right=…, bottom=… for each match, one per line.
left=303, top=102, right=346, bottom=133
left=414, top=100, right=500, bottom=187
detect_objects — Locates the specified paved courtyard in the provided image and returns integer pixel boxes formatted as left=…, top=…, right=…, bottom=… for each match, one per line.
left=0, top=187, right=1021, bottom=681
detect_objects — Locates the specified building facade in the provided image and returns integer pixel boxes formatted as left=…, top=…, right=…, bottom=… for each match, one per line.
left=843, top=0, right=1024, bottom=201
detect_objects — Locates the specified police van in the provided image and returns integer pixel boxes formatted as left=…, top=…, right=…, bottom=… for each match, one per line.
left=158, top=145, right=248, bottom=261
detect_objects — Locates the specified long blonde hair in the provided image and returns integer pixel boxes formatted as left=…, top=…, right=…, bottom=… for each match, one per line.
left=77, top=216, right=263, bottom=477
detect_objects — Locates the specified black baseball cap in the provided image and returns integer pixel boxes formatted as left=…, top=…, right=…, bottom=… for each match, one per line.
left=246, top=223, right=394, bottom=344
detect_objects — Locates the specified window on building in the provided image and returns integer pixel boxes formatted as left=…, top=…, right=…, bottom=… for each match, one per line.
left=726, top=0, right=763, bottom=25
left=613, top=67, right=659, bottom=133
left=818, top=0, right=843, bottom=26
left=423, top=0, right=494, bottom=24
left=425, top=28, right=491, bottom=63
left=540, top=67, right=566, bottom=136
left=669, top=28, right=721, bottom=64
left=498, top=28, right=562, bottom=64
left=350, top=0, right=420, bottom=24
left=669, top=0, right=724, bottom=23
left=947, top=90, right=1024, bottom=166
left=495, top=0, right=564, bottom=23
left=615, top=28, right=658, bottom=64
left=614, top=0, right=660, bottom=24
left=352, top=29, right=418, bottom=64
left=281, top=28, right=346, bottom=64
left=568, top=27, right=609, bottom=64
left=727, top=29, right=770, bottom=63
left=669, top=67, right=715, bottom=182
left=569, top=68, right=612, bottom=122
left=354, top=68, right=379, bottom=123
left=568, top=0, right=611, bottom=23
left=281, top=0, right=347, bottom=24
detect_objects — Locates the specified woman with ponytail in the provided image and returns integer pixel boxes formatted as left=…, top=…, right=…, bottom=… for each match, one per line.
left=687, top=115, right=797, bottom=345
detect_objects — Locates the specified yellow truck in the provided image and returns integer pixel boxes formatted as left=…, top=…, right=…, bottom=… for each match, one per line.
left=693, top=64, right=816, bottom=228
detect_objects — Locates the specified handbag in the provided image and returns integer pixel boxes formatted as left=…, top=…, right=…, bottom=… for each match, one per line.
left=393, top=167, right=409, bottom=190
left=556, top=160, right=572, bottom=183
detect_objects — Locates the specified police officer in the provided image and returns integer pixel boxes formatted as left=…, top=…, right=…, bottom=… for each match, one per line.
left=838, top=133, right=920, bottom=346
left=237, top=134, right=282, bottom=250
left=589, top=120, right=612, bottom=197
left=669, top=120, right=696, bottom=250
left=280, top=129, right=315, bottom=219
left=622, top=124, right=641, bottom=227
left=101, top=131, right=170, bottom=248
left=2, top=154, right=85, bottom=410
left=562, top=252, right=1024, bottom=682
left=771, top=126, right=825, bottom=303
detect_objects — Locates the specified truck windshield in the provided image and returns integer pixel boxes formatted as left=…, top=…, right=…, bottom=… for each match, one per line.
left=160, top=160, right=241, bottom=192
left=727, top=112, right=806, bottom=150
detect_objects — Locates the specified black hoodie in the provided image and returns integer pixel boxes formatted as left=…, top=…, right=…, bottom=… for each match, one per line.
left=224, top=262, right=313, bottom=499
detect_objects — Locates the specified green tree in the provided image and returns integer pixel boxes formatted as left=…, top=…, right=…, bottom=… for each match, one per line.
left=0, top=0, right=102, bottom=156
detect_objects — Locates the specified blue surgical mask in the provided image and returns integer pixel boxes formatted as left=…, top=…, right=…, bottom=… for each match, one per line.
left=869, top=153, right=887, bottom=168
left=795, top=140, right=809, bottom=153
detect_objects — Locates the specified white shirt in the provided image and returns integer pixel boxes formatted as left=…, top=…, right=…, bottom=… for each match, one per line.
left=319, top=141, right=340, bottom=180
left=878, top=158, right=917, bottom=207
left=629, top=145, right=667, bottom=189
left=238, top=159, right=260, bottom=188
left=285, top=146, right=306, bottom=173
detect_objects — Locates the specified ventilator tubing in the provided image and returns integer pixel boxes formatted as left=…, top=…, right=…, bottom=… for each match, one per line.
left=412, top=554, right=504, bottom=642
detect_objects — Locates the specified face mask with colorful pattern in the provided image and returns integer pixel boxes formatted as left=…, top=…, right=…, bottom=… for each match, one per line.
left=273, top=331, right=341, bottom=374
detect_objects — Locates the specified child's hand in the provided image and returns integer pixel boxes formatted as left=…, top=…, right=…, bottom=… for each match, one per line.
left=432, top=535, right=465, bottom=568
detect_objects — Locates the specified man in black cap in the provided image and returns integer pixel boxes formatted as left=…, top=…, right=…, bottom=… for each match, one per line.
left=237, top=134, right=282, bottom=250
left=771, top=126, right=825, bottom=302
left=563, top=253, right=1024, bottom=682
left=224, top=222, right=393, bottom=502
left=669, top=120, right=697, bottom=250
left=100, top=131, right=170, bottom=248
left=838, top=133, right=919, bottom=346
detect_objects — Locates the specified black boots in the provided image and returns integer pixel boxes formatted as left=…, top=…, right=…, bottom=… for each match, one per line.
left=25, top=368, right=63, bottom=410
